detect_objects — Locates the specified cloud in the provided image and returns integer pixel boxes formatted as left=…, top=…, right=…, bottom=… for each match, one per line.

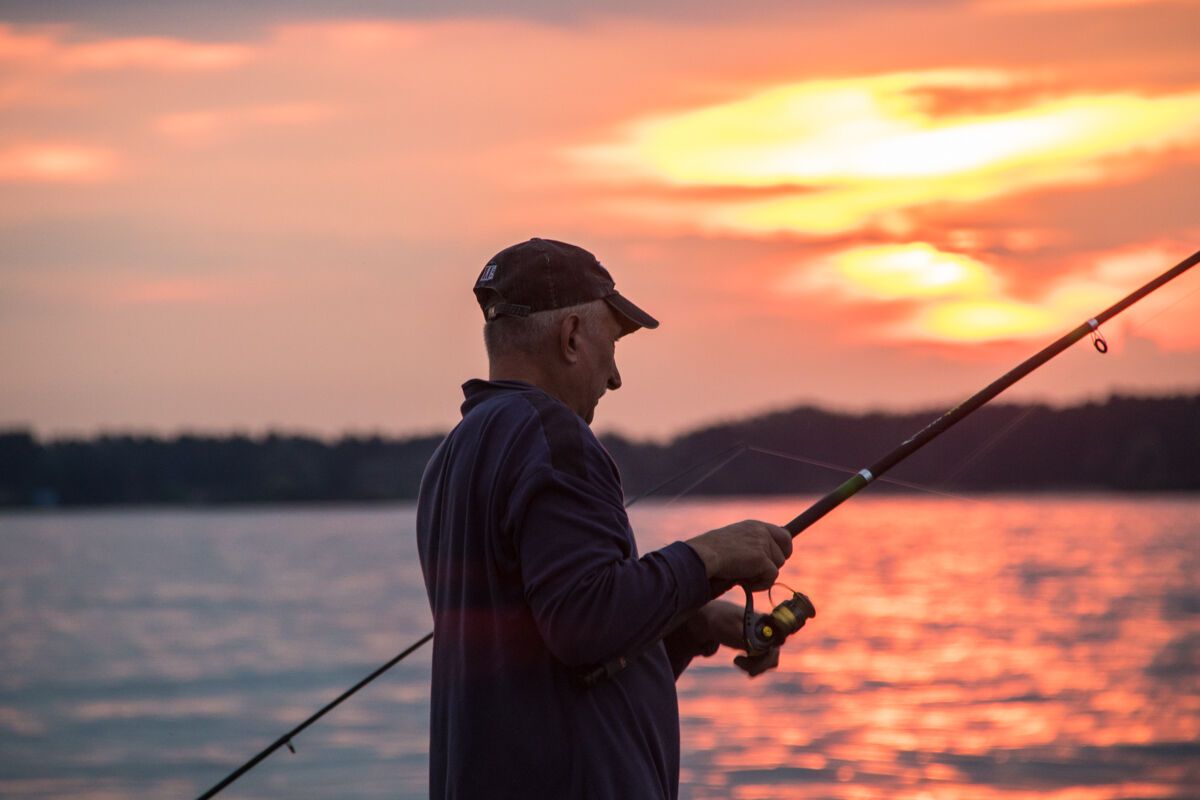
left=0, top=24, right=252, bottom=73
left=782, top=243, right=999, bottom=301
left=58, top=36, right=252, bottom=72
left=577, top=70, right=1200, bottom=237
left=154, top=103, right=334, bottom=146
left=0, top=143, right=117, bottom=182
left=779, top=243, right=1055, bottom=344
left=0, top=24, right=254, bottom=114
left=975, top=0, right=1186, bottom=12
left=775, top=240, right=1200, bottom=348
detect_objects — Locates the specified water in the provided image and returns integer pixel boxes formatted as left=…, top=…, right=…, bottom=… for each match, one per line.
left=0, top=496, right=1197, bottom=799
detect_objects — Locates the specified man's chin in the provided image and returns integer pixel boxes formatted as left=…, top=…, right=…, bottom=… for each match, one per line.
left=584, top=398, right=604, bottom=425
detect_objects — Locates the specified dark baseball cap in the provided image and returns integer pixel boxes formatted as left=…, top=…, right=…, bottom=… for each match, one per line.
left=473, top=238, right=659, bottom=333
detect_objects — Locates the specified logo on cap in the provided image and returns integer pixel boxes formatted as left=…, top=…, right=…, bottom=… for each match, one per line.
left=478, top=263, right=498, bottom=284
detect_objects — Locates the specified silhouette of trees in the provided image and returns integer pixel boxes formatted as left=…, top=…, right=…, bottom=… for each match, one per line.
left=1, top=394, right=1196, bottom=507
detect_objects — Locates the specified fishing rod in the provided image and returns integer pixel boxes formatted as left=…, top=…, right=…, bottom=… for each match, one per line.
left=584, top=247, right=1200, bottom=683
left=195, top=249, right=1197, bottom=795
left=195, top=633, right=432, bottom=800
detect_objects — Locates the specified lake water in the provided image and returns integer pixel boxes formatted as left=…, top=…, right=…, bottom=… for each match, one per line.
left=1, top=496, right=1197, bottom=799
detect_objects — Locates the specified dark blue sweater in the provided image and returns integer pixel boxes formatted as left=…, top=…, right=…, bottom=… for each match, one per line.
left=416, top=379, right=715, bottom=799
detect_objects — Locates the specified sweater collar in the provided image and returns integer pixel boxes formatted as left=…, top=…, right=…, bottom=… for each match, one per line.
left=460, top=378, right=547, bottom=417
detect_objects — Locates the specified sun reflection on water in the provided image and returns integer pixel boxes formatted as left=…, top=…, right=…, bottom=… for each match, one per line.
left=642, top=496, right=1199, bottom=798
left=0, top=498, right=1195, bottom=798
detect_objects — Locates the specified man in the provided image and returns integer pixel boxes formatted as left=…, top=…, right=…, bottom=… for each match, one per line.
left=416, top=238, right=793, bottom=798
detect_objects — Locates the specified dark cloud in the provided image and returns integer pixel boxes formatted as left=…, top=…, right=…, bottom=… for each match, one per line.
left=0, top=0, right=961, bottom=38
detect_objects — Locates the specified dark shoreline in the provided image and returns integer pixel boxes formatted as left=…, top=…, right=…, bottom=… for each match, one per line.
left=3, top=393, right=1198, bottom=507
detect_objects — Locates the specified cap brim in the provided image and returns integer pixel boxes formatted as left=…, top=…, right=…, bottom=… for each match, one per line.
left=605, top=292, right=659, bottom=334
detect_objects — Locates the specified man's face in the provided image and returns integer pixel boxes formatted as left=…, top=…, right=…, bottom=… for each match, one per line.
left=575, top=305, right=625, bottom=424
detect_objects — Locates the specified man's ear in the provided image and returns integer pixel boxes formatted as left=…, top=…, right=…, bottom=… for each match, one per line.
left=559, top=312, right=583, bottom=364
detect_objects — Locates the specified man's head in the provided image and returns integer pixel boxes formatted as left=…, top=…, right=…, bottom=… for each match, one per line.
left=475, top=238, right=658, bottom=424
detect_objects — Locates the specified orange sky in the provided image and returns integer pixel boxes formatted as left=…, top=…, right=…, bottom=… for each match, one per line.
left=2, top=2, right=1198, bottom=439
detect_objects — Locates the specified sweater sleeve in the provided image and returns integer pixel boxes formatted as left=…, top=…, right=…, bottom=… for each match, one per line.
left=505, top=405, right=713, bottom=667
left=662, top=620, right=721, bottom=679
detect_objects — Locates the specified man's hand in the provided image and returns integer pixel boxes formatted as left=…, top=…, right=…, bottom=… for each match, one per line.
left=685, top=519, right=792, bottom=591
left=683, top=600, right=747, bottom=650
left=683, top=599, right=785, bottom=676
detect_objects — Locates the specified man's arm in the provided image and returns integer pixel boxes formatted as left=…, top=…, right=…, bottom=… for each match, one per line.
left=516, top=468, right=792, bottom=667
left=507, top=400, right=793, bottom=669
left=516, top=466, right=713, bottom=667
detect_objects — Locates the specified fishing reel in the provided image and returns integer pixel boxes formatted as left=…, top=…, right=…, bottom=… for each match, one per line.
left=734, top=584, right=816, bottom=677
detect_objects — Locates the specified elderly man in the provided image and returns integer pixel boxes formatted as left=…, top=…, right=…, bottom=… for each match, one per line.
left=416, top=238, right=793, bottom=799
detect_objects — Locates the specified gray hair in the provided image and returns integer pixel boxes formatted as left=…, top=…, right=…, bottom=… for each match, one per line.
left=484, top=299, right=609, bottom=361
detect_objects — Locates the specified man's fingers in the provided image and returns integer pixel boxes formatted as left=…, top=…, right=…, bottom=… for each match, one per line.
left=768, top=524, right=792, bottom=558
left=766, top=539, right=785, bottom=568
left=748, top=561, right=779, bottom=591
left=689, top=519, right=795, bottom=586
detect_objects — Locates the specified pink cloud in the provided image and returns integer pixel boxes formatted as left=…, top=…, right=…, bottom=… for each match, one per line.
left=0, top=143, right=117, bottom=182
left=60, top=36, right=252, bottom=73
left=154, top=103, right=334, bottom=146
left=0, top=23, right=251, bottom=73
left=975, top=0, right=1188, bottom=12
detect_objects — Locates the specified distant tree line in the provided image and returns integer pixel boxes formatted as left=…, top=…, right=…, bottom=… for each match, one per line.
left=1, top=394, right=1197, bottom=508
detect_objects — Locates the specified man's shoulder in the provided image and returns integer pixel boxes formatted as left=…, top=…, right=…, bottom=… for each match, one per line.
left=509, top=390, right=594, bottom=481
left=461, top=382, right=611, bottom=483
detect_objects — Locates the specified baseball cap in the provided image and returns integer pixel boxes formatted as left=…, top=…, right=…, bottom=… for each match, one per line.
left=473, top=238, right=659, bottom=333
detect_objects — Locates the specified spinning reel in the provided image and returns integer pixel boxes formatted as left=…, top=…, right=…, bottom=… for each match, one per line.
left=734, top=584, right=816, bottom=676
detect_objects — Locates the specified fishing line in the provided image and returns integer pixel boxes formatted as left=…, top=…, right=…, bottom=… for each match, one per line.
left=623, top=443, right=748, bottom=508
left=743, top=445, right=975, bottom=503
left=1125, top=278, right=1200, bottom=335
left=642, top=444, right=974, bottom=506
left=661, top=444, right=751, bottom=507
left=936, top=405, right=1039, bottom=489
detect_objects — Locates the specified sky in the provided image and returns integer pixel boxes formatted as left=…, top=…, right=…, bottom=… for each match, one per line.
left=2, top=0, right=1199, bottom=440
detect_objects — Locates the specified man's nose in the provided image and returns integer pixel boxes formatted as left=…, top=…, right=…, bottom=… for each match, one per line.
left=608, top=364, right=622, bottom=391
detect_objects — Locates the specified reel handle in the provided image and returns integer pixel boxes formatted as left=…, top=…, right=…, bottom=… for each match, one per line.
left=733, top=648, right=780, bottom=676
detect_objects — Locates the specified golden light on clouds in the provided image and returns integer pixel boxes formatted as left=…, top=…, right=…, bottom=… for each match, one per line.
left=582, top=71, right=1200, bottom=236
left=784, top=242, right=1172, bottom=345
left=799, top=243, right=997, bottom=301
left=911, top=298, right=1056, bottom=342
